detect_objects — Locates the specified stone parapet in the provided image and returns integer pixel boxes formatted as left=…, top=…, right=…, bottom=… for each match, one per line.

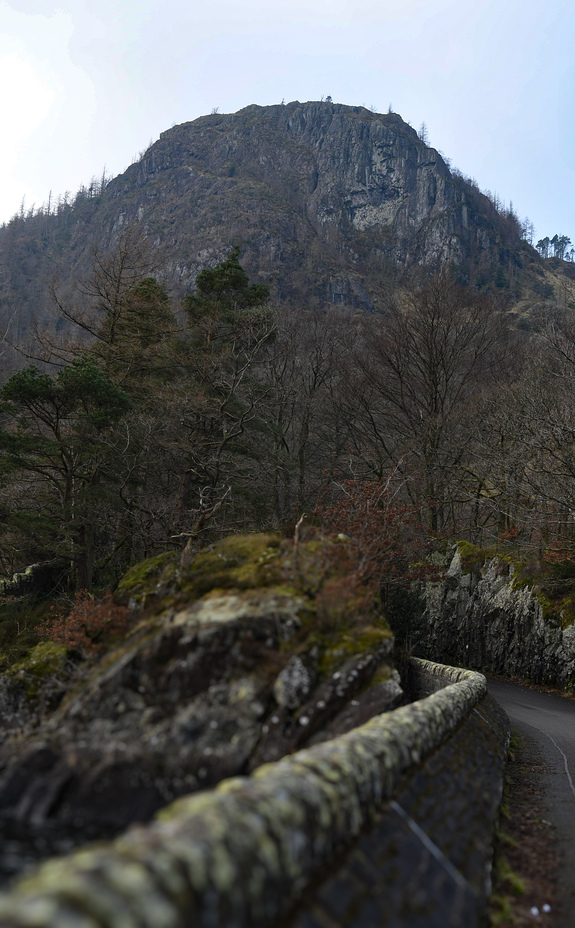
left=0, top=659, right=507, bottom=928
left=287, top=682, right=508, bottom=927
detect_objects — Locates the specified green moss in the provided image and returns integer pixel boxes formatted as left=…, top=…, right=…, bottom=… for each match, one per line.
left=112, top=532, right=394, bottom=687
left=370, top=666, right=394, bottom=685
left=356, top=626, right=393, bottom=651
left=116, top=551, right=178, bottom=603
left=310, top=623, right=392, bottom=677
left=494, top=856, right=526, bottom=896
left=6, top=640, right=69, bottom=698
left=457, top=540, right=499, bottom=575
left=178, top=534, right=282, bottom=601
left=9, top=640, right=67, bottom=679
left=0, top=595, right=56, bottom=667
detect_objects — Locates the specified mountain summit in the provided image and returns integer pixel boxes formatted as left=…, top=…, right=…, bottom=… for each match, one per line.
left=108, top=100, right=526, bottom=301
left=0, top=100, right=530, bottom=347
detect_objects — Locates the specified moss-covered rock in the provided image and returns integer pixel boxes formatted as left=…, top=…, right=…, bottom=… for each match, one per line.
left=9, top=641, right=67, bottom=683
left=456, top=539, right=575, bottom=629
left=0, top=531, right=401, bottom=845
left=115, top=551, right=178, bottom=607
left=0, top=642, right=70, bottom=739
left=0, top=595, right=59, bottom=669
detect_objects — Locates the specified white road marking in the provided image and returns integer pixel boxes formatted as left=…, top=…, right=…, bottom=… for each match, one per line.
left=543, top=732, right=575, bottom=802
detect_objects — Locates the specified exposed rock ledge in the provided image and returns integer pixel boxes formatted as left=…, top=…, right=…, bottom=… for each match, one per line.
left=416, top=548, right=575, bottom=688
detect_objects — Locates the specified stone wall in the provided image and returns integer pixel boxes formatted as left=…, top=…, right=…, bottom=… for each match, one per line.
left=0, top=659, right=508, bottom=928
left=417, top=549, right=575, bottom=688
left=287, top=673, right=508, bottom=928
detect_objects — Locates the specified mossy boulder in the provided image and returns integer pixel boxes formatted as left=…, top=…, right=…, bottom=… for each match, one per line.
left=115, top=551, right=178, bottom=607
left=0, top=643, right=70, bottom=739
left=0, top=531, right=401, bottom=843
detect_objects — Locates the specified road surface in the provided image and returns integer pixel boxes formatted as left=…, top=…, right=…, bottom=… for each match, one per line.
left=488, top=678, right=575, bottom=925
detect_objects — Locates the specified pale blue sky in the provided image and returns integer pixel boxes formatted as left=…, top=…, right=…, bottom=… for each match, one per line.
left=1, top=0, right=574, bottom=243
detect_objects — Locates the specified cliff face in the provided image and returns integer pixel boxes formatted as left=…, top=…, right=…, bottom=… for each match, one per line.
left=0, top=101, right=528, bottom=353
left=123, top=101, right=509, bottom=298
left=413, top=549, right=575, bottom=688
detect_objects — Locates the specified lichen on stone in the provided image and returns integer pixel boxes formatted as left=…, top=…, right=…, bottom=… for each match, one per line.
left=273, top=655, right=315, bottom=709
left=0, top=661, right=486, bottom=928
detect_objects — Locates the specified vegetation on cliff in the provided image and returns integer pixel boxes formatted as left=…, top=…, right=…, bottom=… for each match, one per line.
left=457, top=540, right=575, bottom=630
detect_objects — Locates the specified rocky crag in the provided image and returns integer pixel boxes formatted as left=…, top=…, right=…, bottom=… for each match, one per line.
left=412, top=547, right=575, bottom=688
left=0, top=100, right=534, bottom=355
left=0, top=532, right=402, bottom=862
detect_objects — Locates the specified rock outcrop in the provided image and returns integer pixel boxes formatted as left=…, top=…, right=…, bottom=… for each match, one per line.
left=415, top=548, right=575, bottom=688
left=0, top=532, right=402, bottom=853
left=0, top=100, right=531, bottom=356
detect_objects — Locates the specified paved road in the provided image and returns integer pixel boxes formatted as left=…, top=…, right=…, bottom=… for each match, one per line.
left=488, top=678, right=575, bottom=925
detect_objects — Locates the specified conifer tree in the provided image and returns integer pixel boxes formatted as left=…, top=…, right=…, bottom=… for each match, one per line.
left=0, top=360, right=131, bottom=589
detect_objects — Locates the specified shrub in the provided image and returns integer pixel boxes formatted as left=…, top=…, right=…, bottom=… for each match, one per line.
left=315, top=472, right=438, bottom=593
left=42, top=590, right=132, bottom=655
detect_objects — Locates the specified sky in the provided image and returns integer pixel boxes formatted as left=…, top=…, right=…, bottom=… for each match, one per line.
left=1, top=0, right=574, bottom=243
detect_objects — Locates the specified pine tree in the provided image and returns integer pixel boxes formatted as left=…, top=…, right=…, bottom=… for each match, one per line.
left=0, top=360, right=131, bottom=589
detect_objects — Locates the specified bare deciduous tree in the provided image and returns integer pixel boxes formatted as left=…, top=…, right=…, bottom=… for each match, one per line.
left=341, top=270, right=507, bottom=531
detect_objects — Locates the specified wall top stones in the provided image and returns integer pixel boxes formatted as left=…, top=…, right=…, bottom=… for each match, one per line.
left=288, top=685, right=509, bottom=927
left=0, top=660, right=494, bottom=928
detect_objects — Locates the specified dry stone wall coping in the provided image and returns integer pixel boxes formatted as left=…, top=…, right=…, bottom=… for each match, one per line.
left=0, top=660, right=496, bottom=928
left=288, top=688, right=508, bottom=928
